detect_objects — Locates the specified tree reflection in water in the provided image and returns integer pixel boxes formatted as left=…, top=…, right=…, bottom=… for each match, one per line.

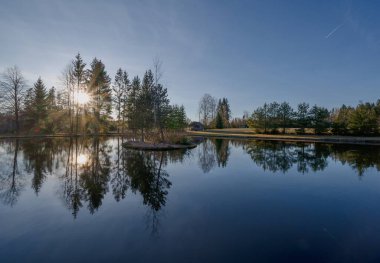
left=214, top=139, right=230, bottom=168
left=198, top=139, right=216, bottom=173
left=244, top=140, right=380, bottom=175
left=194, top=138, right=380, bottom=176
left=111, top=137, right=129, bottom=202
left=1, top=137, right=380, bottom=220
left=244, top=141, right=329, bottom=173
left=22, top=138, right=58, bottom=194
left=0, top=139, right=25, bottom=206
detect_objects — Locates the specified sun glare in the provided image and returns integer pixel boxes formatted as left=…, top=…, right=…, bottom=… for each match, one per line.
left=74, top=91, right=90, bottom=105
left=77, top=154, right=88, bottom=166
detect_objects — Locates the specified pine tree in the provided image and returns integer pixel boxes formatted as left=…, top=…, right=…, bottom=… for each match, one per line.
left=152, top=83, right=170, bottom=140
left=215, top=98, right=231, bottom=128
left=296, top=102, right=310, bottom=134
left=248, top=103, right=269, bottom=133
left=348, top=103, right=378, bottom=135
left=137, top=70, right=154, bottom=141
left=126, top=76, right=141, bottom=136
left=72, top=53, right=86, bottom=134
left=87, top=58, right=112, bottom=134
left=113, top=68, right=129, bottom=133
left=309, top=105, right=330, bottom=134
left=32, top=77, right=48, bottom=126
left=278, top=101, right=293, bottom=134
left=166, top=104, right=187, bottom=130
left=215, top=111, right=224, bottom=129
left=23, top=88, right=35, bottom=128
left=47, top=87, right=56, bottom=110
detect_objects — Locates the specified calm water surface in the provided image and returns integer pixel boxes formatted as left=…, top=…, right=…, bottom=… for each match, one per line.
left=1, top=137, right=380, bottom=263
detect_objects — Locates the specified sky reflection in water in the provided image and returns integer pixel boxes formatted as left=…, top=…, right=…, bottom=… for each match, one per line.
left=0, top=137, right=380, bottom=263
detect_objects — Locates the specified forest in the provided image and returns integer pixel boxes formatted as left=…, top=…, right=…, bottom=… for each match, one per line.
left=198, top=93, right=380, bottom=136
left=0, top=54, right=187, bottom=141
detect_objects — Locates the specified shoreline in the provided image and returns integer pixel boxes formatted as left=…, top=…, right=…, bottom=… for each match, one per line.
left=187, top=129, right=380, bottom=146
left=0, top=133, right=130, bottom=139
left=2, top=130, right=380, bottom=146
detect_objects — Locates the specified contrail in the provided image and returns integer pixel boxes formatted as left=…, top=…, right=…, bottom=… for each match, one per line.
left=325, top=23, right=344, bottom=39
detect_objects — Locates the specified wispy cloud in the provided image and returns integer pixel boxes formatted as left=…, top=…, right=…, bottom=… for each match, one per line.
left=325, top=23, right=344, bottom=39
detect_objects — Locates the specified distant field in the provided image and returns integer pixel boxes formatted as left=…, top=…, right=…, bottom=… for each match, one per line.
left=188, top=128, right=380, bottom=145
left=205, top=128, right=317, bottom=134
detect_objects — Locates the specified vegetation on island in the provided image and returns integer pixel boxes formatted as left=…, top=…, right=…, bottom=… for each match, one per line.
left=0, top=54, right=188, bottom=143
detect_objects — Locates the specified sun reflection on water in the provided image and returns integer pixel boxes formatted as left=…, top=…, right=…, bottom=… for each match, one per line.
left=77, top=154, right=88, bottom=165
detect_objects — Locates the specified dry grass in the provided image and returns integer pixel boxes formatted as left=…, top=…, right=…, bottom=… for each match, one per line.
left=187, top=128, right=380, bottom=145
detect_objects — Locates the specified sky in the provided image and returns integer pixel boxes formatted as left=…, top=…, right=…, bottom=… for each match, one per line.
left=1, top=0, right=380, bottom=120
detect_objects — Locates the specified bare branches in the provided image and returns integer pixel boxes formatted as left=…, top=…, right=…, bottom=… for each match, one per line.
left=198, top=93, right=217, bottom=126
left=153, top=57, right=163, bottom=86
left=0, top=66, right=27, bottom=132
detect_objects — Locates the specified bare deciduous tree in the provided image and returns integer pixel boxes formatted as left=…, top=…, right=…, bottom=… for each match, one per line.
left=0, top=66, right=27, bottom=133
left=59, top=64, right=75, bottom=133
left=198, top=93, right=216, bottom=127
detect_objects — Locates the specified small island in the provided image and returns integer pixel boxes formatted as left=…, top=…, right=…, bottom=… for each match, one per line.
left=123, top=140, right=197, bottom=150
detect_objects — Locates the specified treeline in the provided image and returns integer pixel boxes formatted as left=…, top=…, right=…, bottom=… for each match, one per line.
left=248, top=101, right=380, bottom=136
left=0, top=54, right=187, bottom=140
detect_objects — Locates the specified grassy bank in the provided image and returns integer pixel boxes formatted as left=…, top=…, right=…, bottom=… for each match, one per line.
left=0, top=132, right=131, bottom=139
left=188, top=128, right=380, bottom=145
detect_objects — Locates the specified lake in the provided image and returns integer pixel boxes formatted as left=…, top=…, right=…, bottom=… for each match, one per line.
left=1, top=137, right=380, bottom=263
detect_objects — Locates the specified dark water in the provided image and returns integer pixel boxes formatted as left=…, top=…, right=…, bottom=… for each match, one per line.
left=1, top=137, right=380, bottom=263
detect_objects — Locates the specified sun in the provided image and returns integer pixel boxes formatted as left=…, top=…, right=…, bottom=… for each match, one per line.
left=74, top=91, right=90, bottom=105
left=77, top=154, right=88, bottom=166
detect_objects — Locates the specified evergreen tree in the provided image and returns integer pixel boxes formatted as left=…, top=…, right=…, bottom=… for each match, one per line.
left=126, top=76, right=141, bottom=135
left=267, top=102, right=280, bottom=131
left=72, top=53, right=86, bottom=134
left=112, top=68, right=129, bottom=133
left=331, top=105, right=353, bottom=135
left=309, top=105, right=330, bottom=134
left=23, top=88, right=35, bottom=128
left=248, top=103, right=269, bottom=133
left=152, top=83, right=170, bottom=140
left=348, top=103, right=378, bottom=135
left=87, top=58, right=112, bottom=134
left=296, top=102, right=310, bottom=134
left=215, top=111, right=224, bottom=129
left=47, top=86, right=56, bottom=110
left=215, top=98, right=231, bottom=128
left=32, top=77, right=48, bottom=126
left=137, top=70, right=154, bottom=141
left=166, top=105, right=187, bottom=130
left=278, top=102, right=293, bottom=133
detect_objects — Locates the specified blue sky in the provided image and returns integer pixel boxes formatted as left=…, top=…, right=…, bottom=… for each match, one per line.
left=1, top=0, right=380, bottom=120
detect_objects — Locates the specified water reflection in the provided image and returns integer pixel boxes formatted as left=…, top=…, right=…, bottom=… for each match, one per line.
left=2, top=138, right=380, bottom=216
left=214, top=139, right=230, bottom=168
left=198, top=139, right=216, bottom=173
left=0, top=137, right=192, bottom=232
left=244, top=141, right=380, bottom=175
left=244, top=141, right=329, bottom=173
left=0, top=139, right=25, bottom=206
left=195, top=139, right=380, bottom=176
